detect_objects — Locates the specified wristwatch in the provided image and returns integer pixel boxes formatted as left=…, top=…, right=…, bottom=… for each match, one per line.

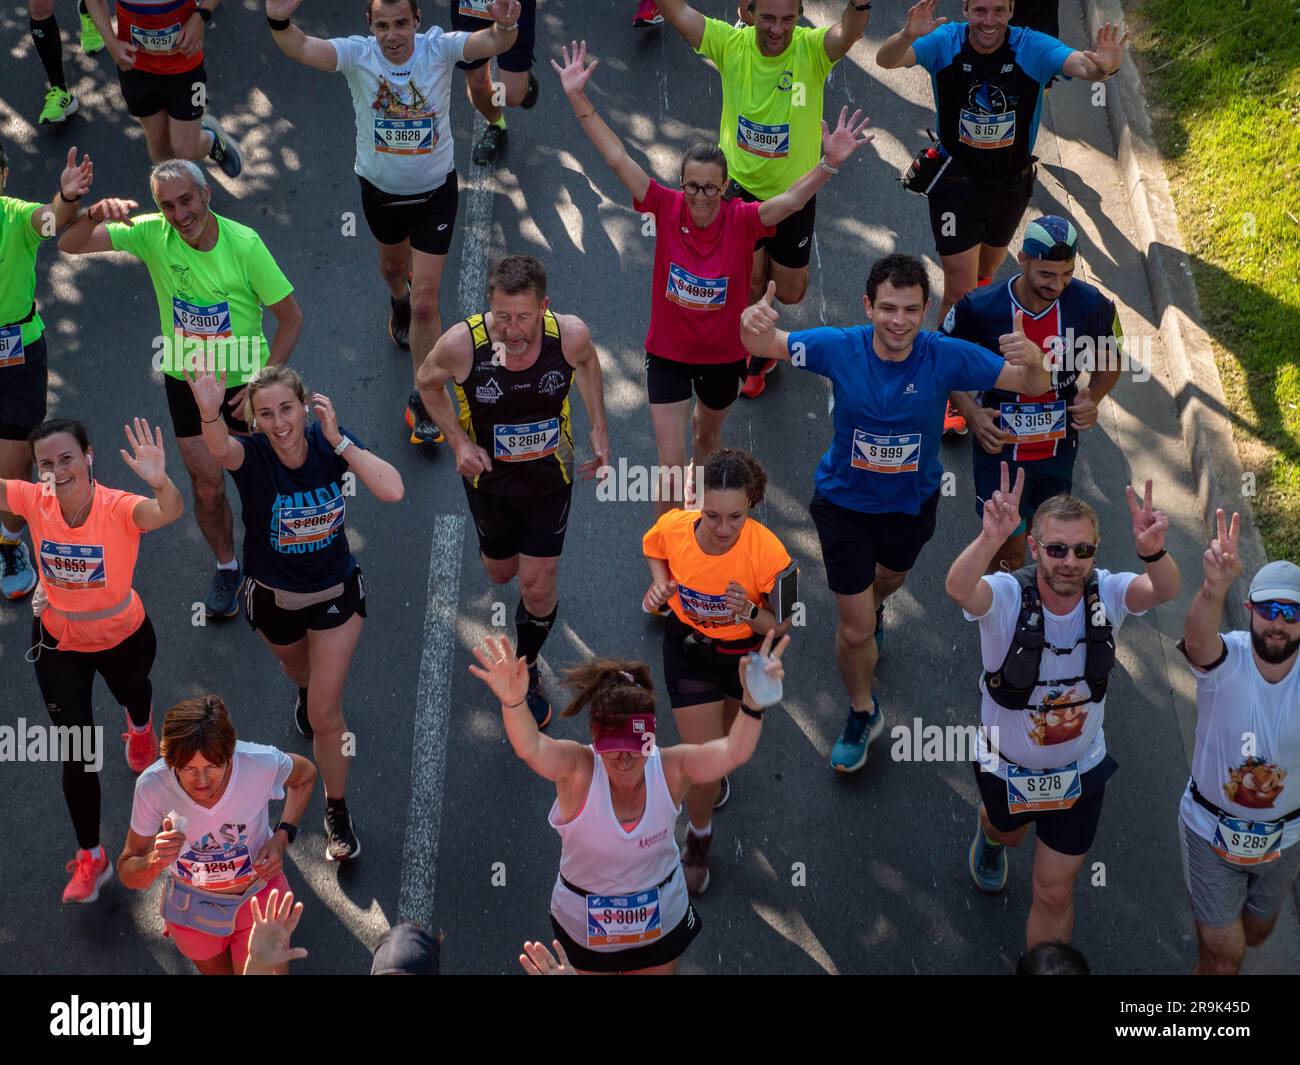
left=196, top=4, right=212, bottom=22
left=274, top=821, right=298, bottom=844
left=851, top=1, right=872, bottom=9
left=746, top=601, right=760, bottom=622
left=334, top=436, right=353, bottom=457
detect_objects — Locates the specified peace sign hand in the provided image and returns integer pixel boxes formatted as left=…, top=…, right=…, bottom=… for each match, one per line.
left=1125, top=478, right=1168, bottom=556
left=982, top=461, right=1026, bottom=543
left=1202, top=508, right=1243, bottom=594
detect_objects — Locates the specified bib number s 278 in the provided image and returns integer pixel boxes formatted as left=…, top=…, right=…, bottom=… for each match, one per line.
left=374, top=117, right=435, bottom=155
left=1000, top=400, right=1067, bottom=443
left=493, top=418, right=560, bottom=461
left=959, top=108, right=1015, bottom=149
left=586, top=887, right=663, bottom=947
left=850, top=430, right=921, bottom=474
left=1212, top=816, right=1283, bottom=865
left=0, top=324, right=25, bottom=369
left=736, top=115, right=790, bottom=158
left=1007, top=762, right=1081, bottom=812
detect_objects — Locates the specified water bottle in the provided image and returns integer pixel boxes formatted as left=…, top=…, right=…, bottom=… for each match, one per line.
left=743, top=652, right=783, bottom=708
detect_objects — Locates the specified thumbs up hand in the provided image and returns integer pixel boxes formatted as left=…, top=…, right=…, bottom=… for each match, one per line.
left=742, top=280, right=780, bottom=338
left=998, top=309, right=1043, bottom=368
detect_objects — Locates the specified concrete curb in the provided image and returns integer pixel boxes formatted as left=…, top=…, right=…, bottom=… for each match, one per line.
left=1082, top=0, right=1270, bottom=631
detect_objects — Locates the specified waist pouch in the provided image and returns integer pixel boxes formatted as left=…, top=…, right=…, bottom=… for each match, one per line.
left=901, top=131, right=953, bottom=195
left=160, top=876, right=265, bottom=937
left=257, top=579, right=344, bottom=611
left=669, top=614, right=761, bottom=670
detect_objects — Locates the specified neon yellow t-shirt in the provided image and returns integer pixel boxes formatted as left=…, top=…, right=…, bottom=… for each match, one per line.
left=0, top=197, right=51, bottom=349
left=696, top=18, right=836, bottom=200
left=107, top=212, right=294, bottom=386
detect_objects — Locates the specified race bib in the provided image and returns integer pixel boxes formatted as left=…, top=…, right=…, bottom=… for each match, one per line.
left=457, top=0, right=492, bottom=17
left=850, top=430, right=921, bottom=474
left=374, top=116, right=435, bottom=156
left=172, top=298, right=233, bottom=339
left=1212, top=816, right=1284, bottom=866
left=736, top=115, right=789, bottom=159
left=677, top=585, right=733, bottom=625
left=183, top=846, right=253, bottom=888
left=1007, top=762, right=1081, bottom=813
left=39, top=541, right=107, bottom=590
left=493, top=418, right=560, bottom=462
left=1000, top=400, right=1066, bottom=443
left=959, top=108, right=1016, bottom=149
left=0, top=324, right=25, bottom=369
left=276, top=493, right=345, bottom=547
left=586, top=888, right=663, bottom=947
left=130, top=22, right=182, bottom=52
left=665, top=264, right=727, bottom=311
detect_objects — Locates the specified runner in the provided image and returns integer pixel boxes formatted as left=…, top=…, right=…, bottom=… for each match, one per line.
left=555, top=41, right=872, bottom=512
left=57, top=158, right=303, bottom=618
left=116, top=694, right=317, bottom=975
left=29, top=0, right=106, bottom=123
left=186, top=362, right=404, bottom=862
left=641, top=448, right=792, bottom=893
left=468, top=629, right=789, bottom=974
left=877, top=0, right=1130, bottom=329
left=658, top=0, right=872, bottom=400
left=0, top=144, right=93, bottom=601
left=1, top=416, right=183, bottom=903
left=945, top=469, right=1180, bottom=948
left=943, top=215, right=1122, bottom=568
left=740, top=252, right=1052, bottom=772
left=82, top=0, right=245, bottom=175
left=416, top=254, right=609, bottom=727
left=1177, top=513, right=1300, bottom=975
left=266, top=0, right=520, bottom=444
left=449, top=0, right=539, bottom=166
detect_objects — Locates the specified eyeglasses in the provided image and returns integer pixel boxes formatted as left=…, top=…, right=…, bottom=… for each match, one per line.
left=681, top=182, right=723, bottom=198
left=1251, top=600, right=1300, bottom=623
left=1040, top=542, right=1098, bottom=560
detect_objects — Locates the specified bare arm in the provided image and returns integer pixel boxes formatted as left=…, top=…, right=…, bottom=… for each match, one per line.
left=739, top=283, right=794, bottom=361
left=415, top=324, right=476, bottom=454
left=663, top=712, right=762, bottom=801
left=119, top=417, right=184, bottom=532
left=462, top=0, right=522, bottom=62
left=825, top=0, right=870, bottom=61
left=553, top=43, right=650, bottom=202
left=1121, top=479, right=1180, bottom=613
left=945, top=462, right=1026, bottom=615
left=118, top=825, right=182, bottom=890
left=277, top=754, right=317, bottom=828
left=561, top=316, right=610, bottom=480
left=264, top=0, right=339, bottom=70
left=265, top=294, right=303, bottom=366
left=313, top=395, right=405, bottom=504
left=877, top=0, right=946, bottom=68
left=657, top=0, right=706, bottom=50
left=1182, top=510, right=1241, bottom=667
left=57, top=198, right=139, bottom=254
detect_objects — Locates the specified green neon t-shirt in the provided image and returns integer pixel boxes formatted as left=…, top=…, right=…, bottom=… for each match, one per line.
left=0, top=197, right=51, bottom=349
left=107, top=212, right=294, bottom=386
left=696, top=18, right=836, bottom=201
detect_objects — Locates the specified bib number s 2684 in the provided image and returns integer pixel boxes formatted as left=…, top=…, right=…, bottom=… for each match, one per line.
left=1212, top=816, right=1283, bottom=865
left=586, top=887, right=663, bottom=947
left=1007, top=762, right=1081, bottom=812
left=493, top=418, right=560, bottom=461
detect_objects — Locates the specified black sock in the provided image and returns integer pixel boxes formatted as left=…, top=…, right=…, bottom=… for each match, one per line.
left=326, top=796, right=348, bottom=813
left=297, top=686, right=308, bottom=706
left=78, top=0, right=88, bottom=12
left=514, top=599, right=557, bottom=665
left=30, top=15, right=66, bottom=91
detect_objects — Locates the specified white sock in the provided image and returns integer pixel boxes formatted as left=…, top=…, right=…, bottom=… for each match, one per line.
left=128, top=715, right=151, bottom=734
left=216, top=558, right=238, bottom=572
left=688, top=822, right=712, bottom=839
left=83, top=845, right=104, bottom=861
left=0, top=524, right=22, bottom=541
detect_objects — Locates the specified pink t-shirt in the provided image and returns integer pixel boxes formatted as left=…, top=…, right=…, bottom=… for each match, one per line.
left=633, top=180, right=774, bottom=365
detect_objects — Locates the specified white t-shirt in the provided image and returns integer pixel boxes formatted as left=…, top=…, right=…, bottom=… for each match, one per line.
left=1180, top=630, right=1300, bottom=849
left=964, top=568, right=1141, bottom=777
left=331, top=30, right=468, bottom=196
left=130, top=741, right=294, bottom=892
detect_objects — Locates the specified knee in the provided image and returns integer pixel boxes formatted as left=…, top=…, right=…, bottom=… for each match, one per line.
left=943, top=274, right=975, bottom=306
left=409, top=289, right=440, bottom=325
left=774, top=277, right=808, bottom=305
left=378, top=258, right=407, bottom=285
left=503, top=82, right=529, bottom=108
left=190, top=477, right=226, bottom=510
left=1200, top=946, right=1244, bottom=975
left=519, top=574, right=555, bottom=611
left=1243, top=918, right=1275, bottom=948
left=483, top=560, right=517, bottom=585
left=838, top=619, right=873, bottom=650
left=1031, top=877, right=1074, bottom=918
left=30, top=0, right=55, bottom=19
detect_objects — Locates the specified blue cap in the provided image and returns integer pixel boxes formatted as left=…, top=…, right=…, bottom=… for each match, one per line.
left=1022, top=216, right=1078, bottom=261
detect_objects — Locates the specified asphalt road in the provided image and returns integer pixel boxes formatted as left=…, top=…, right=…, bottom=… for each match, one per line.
left=2, top=0, right=1293, bottom=975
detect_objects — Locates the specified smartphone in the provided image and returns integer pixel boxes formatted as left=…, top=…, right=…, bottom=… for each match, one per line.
left=772, top=560, right=799, bottom=624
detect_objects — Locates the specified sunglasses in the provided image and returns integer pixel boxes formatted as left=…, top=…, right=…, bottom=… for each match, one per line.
left=1039, top=542, right=1098, bottom=560
left=1251, top=600, right=1300, bottom=623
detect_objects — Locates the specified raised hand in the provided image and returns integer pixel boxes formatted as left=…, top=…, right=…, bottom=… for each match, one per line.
left=488, top=0, right=521, bottom=26
left=741, top=280, right=780, bottom=338
left=519, top=939, right=576, bottom=975
left=1125, top=478, right=1169, bottom=557
left=265, top=0, right=306, bottom=21
left=551, top=40, right=598, bottom=98
left=150, top=816, right=185, bottom=869
left=1085, top=21, right=1130, bottom=75
left=1202, top=508, right=1242, bottom=594
left=904, top=0, right=947, bottom=40
left=982, top=461, right=1026, bottom=543
left=183, top=365, right=229, bottom=421
left=245, top=890, right=309, bottom=973
left=468, top=634, right=530, bottom=709
left=88, top=197, right=138, bottom=224
left=60, top=147, right=94, bottom=201
left=821, top=107, right=874, bottom=169
left=312, top=392, right=340, bottom=447
left=738, top=629, right=791, bottom=706
left=120, top=417, right=167, bottom=488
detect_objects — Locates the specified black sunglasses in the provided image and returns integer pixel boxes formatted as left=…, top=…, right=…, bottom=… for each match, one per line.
left=1039, top=542, right=1098, bottom=560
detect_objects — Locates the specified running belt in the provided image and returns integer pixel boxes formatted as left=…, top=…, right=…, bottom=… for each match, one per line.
left=561, top=865, right=678, bottom=898
left=2, top=302, right=36, bottom=329
left=1189, top=779, right=1300, bottom=824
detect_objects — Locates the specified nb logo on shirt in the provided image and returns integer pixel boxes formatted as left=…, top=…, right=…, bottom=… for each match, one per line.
left=904, top=383, right=917, bottom=395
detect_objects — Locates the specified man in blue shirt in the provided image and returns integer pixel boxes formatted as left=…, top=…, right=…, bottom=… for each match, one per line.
left=740, top=252, right=1051, bottom=772
left=877, top=0, right=1129, bottom=330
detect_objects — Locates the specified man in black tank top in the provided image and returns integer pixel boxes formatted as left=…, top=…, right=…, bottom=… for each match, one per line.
left=417, top=255, right=610, bottom=728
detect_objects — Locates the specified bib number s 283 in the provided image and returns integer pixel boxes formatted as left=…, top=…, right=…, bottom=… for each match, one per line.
left=1212, top=816, right=1283, bottom=865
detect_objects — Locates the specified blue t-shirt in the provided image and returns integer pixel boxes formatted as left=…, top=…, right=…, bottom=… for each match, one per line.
left=229, top=421, right=363, bottom=592
left=912, top=23, right=1072, bottom=183
left=791, top=325, right=1004, bottom=514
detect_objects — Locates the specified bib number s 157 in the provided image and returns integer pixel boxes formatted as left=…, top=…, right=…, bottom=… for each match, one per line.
left=959, top=108, right=1015, bottom=149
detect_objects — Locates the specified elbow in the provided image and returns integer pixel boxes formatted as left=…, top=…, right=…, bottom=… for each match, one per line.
left=382, top=475, right=405, bottom=504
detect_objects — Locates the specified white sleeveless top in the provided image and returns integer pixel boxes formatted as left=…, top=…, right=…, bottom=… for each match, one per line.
left=548, top=746, right=688, bottom=951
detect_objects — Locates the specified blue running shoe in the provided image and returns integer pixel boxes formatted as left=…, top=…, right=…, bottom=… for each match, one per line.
left=527, top=664, right=552, bottom=731
left=969, top=822, right=1008, bottom=893
left=830, top=697, right=884, bottom=773
left=1, top=540, right=37, bottom=599
left=204, top=567, right=241, bottom=619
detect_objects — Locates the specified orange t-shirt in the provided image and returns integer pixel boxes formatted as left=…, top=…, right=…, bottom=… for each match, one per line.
left=5, top=480, right=149, bottom=652
left=642, top=508, right=791, bottom=642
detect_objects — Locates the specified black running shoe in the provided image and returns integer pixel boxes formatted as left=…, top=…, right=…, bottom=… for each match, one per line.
left=526, top=664, right=552, bottom=730
left=473, top=123, right=507, bottom=165
left=389, top=288, right=411, bottom=350
left=405, top=391, right=445, bottom=445
left=521, top=72, right=540, bottom=110
left=324, top=804, right=361, bottom=862
left=294, top=688, right=313, bottom=739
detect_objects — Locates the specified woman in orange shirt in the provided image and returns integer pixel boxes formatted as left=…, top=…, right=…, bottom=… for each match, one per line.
left=0, top=416, right=183, bottom=905
left=641, top=448, right=792, bottom=894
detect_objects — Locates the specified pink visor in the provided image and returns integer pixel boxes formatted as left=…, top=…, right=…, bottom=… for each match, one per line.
left=593, top=713, right=656, bottom=754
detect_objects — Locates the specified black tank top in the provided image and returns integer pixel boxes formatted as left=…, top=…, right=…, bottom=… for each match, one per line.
left=452, top=309, right=575, bottom=498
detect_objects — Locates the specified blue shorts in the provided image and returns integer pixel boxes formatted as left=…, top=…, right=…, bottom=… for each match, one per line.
left=972, top=438, right=1077, bottom=538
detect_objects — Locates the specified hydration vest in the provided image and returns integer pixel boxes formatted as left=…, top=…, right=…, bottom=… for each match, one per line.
left=982, top=565, right=1116, bottom=711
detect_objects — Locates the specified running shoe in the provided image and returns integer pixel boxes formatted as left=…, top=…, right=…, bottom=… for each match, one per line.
left=713, top=774, right=730, bottom=810
left=62, top=850, right=112, bottom=904
left=682, top=828, right=712, bottom=894
left=633, top=0, right=664, bottom=26
left=202, top=115, right=244, bottom=179
left=294, top=688, right=313, bottom=740
left=943, top=400, right=968, bottom=437
left=80, top=11, right=105, bottom=54
left=405, top=391, right=445, bottom=445
left=0, top=540, right=37, bottom=599
left=38, top=86, right=79, bottom=124
left=472, top=123, right=507, bottom=165
left=122, top=713, right=158, bottom=774
left=526, top=664, right=552, bottom=731
left=969, top=822, right=1008, bottom=894
left=521, top=71, right=540, bottom=110
left=874, top=602, right=885, bottom=653
left=740, top=358, right=776, bottom=399
left=324, top=804, right=361, bottom=862
left=389, top=287, right=412, bottom=350
left=204, top=567, right=242, bottom=619
left=829, top=697, right=884, bottom=773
